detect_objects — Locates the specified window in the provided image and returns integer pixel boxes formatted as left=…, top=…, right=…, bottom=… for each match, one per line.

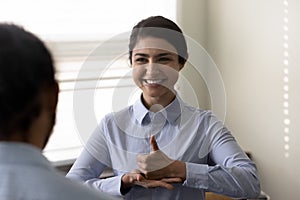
left=0, top=0, right=177, bottom=165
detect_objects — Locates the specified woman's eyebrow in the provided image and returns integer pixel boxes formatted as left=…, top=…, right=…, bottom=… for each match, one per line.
left=133, top=52, right=174, bottom=57
left=134, top=53, right=149, bottom=57
left=156, top=53, right=173, bottom=57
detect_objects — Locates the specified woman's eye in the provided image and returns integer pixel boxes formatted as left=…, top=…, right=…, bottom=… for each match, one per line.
left=135, top=58, right=147, bottom=63
left=158, top=57, right=171, bottom=62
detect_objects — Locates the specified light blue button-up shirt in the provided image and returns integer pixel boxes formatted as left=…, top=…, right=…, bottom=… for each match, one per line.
left=0, top=142, right=118, bottom=200
left=67, top=96, right=260, bottom=199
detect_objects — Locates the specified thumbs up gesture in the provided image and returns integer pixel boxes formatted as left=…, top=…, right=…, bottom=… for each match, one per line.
left=136, top=135, right=178, bottom=180
left=150, top=134, right=159, bottom=151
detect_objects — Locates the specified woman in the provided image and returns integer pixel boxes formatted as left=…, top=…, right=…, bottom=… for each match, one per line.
left=67, top=16, right=260, bottom=199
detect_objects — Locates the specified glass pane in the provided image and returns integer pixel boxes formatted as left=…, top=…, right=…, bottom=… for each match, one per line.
left=0, top=0, right=177, bottom=41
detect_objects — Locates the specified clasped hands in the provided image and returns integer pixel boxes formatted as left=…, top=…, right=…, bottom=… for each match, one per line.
left=121, top=135, right=186, bottom=191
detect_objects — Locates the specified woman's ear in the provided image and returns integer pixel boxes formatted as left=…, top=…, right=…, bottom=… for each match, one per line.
left=128, top=58, right=133, bottom=68
left=179, top=63, right=184, bottom=71
left=179, top=53, right=189, bottom=71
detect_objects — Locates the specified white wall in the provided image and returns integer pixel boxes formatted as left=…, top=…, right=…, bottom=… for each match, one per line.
left=176, top=0, right=210, bottom=109
left=178, top=0, right=300, bottom=199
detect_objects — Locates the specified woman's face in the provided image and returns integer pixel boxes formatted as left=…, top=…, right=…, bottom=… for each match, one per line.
left=132, top=37, right=184, bottom=102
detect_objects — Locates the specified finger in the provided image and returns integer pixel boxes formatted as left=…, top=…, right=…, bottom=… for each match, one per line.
left=161, top=177, right=183, bottom=183
left=136, top=161, right=147, bottom=173
left=150, top=135, right=159, bottom=151
left=136, top=174, right=145, bottom=182
left=136, top=154, right=147, bottom=164
left=134, top=180, right=174, bottom=190
left=147, top=181, right=174, bottom=190
left=131, top=169, right=142, bottom=174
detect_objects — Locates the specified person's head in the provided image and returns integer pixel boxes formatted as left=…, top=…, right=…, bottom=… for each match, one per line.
left=129, top=16, right=188, bottom=108
left=129, top=16, right=188, bottom=66
left=0, top=24, right=58, bottom=148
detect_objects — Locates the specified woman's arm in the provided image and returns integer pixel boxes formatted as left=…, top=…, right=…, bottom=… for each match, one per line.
left=184, top=138, right=261, bottom=199
left=137, top=118, right=261, bottom=199
left=66, top=148, right=124, bottom=196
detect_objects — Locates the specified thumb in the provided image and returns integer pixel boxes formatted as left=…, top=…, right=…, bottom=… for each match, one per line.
left=150, top=135, right=159, bottom=151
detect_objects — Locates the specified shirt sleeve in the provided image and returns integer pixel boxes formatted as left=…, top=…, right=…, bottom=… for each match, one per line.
left=66, top=117, right=124, bottom=196
left=183, top=112, right=261, bottom=199
left=66, top=148, right=123, bottom=196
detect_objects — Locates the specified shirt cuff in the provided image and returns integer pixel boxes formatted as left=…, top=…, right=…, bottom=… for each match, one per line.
left=183, top=162, right=209, bottom=189
left=86, top=174, right=124, bottom=196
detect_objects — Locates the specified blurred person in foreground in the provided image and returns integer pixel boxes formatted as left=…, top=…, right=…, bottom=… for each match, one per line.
left=0, top=23, right=118, bottom=200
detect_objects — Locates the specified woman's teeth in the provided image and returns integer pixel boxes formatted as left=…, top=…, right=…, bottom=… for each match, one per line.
left=144, top=79, right=164, bottom=84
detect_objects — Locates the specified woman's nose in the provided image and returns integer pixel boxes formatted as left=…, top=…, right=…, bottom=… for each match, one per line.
left=146, top=61, right=161, bottom=76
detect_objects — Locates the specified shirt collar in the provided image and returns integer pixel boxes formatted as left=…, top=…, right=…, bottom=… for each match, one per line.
left=133, top=95, right=184, bottom=125
left=133, top=95, right=150, bottom=125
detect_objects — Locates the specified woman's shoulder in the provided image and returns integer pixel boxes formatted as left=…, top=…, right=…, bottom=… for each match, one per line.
left=182, top=102, right=213, bottom=117
left=180, top=103, right=223, bottom=126
left=101, top=105, right=134, bottom=122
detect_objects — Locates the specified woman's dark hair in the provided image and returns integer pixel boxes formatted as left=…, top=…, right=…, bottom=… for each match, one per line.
left=0, top=24, right=55, bottom=139
left=129, top=16, right=188, bottom=65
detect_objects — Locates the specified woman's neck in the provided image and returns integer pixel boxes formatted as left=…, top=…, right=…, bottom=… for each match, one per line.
left=142, top=93, right=176, bottom=112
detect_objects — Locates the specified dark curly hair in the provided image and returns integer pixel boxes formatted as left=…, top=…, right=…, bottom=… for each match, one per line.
left=129, top=16, right=188, bottom=65
left=0, top=24, right=56, bottom=139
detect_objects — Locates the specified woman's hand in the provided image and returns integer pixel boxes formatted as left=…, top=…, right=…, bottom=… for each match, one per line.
left=121, top=170, right=182, bottom=192
left=136, top=135, right=186, bottom=181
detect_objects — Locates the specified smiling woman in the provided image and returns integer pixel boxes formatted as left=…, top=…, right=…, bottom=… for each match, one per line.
left=0, top=0, right=177, bottom=164
left=132, top=37, right=183, bottom=109
left=66, top=15, right=261, bottom=200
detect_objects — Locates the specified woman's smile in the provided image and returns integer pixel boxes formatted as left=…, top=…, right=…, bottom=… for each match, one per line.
left=131, top=37, right=183, bottom=108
